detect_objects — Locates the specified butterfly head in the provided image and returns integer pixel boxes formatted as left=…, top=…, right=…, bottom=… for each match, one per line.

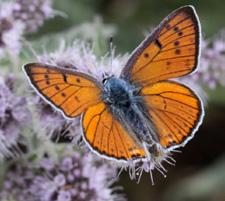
left=102, top=73, right=114, bottom=85
left=102, top=77, right=133, bottom=108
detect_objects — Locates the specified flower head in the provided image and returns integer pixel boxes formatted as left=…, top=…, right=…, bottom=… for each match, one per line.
left=0, top=163, right=35, bottom=201
left=32, top=96, right=80, bottom=143
left=0, top=2, right=24, bottom=58
left=0, top=0, right=54, bottom=58
left=0, top=74, right=31, bottom=158
left=12, top=0, right=54, bottom=33
left=38, top=40, right=128, bottom=80
left=186, top=35, right=225, bottom=89
left=0, top=150, right=125, bottom=201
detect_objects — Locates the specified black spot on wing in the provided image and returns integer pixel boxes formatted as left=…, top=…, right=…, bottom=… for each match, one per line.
left=144, top=53, right=150, bottom=58
left=62, top=74, right=67, bottom=82
left=155, top=39, right=162, bottom=49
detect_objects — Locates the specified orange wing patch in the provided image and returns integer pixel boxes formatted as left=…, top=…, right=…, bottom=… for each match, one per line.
left=82, top=102, right=146, bottom=161
left=24, top=63, right=102, bottom=118
left=140, top=81, right=203, bottom=148
left=122, top=6, right=200, bottom=85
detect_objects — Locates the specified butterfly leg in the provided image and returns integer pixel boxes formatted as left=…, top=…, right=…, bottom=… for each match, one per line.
left=77, top=136, right=85, bottom=147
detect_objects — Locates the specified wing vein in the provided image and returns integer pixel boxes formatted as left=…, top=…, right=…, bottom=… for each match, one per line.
left=48, top=85, right=72, bottom=99
left=153, top=54, right=195, bottom=62
left=59, top=87, right=82, bottom=107
left=85, top=108, right=106, bottom=143
left=35, top=78, right=64, bottom=83
left=69, top=100, right=98, bottom=116
left=160, top=43, right=196, bottom=53
left=39, top=82, right=71, bottom=90
left=105, top=116, right=113, bottom=155
left=162, top=33, right=195, bottom=49
left=161, top=24, right=194, bottom=41
left=115, top=123, right=129, bottom=158
left=160, top=16, right=191, bottom=36
left=143, top=92, right=198, bottom=108
left=112, top=125, right=119, bottom=158
left=137, top=68, right=191, bottom=83
left=149, top=107, right=194, bottom=125
left=150, top=109, right=180, bottom=142
left=93, top=111, right=104, bottom=148
left=163, top=111, right=189, bottom=134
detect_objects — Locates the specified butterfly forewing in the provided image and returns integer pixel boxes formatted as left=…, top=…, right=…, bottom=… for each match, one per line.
left=140, top=81, right=203, bottom=148
left=82, top=102, right=146, bottom=161
left=24, top=63, right=102, bottom=118
left=121, top=6, right=200, bottom=85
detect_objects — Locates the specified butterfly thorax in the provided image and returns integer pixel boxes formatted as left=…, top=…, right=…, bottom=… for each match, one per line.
left=102, top=77, right=157, bottom=145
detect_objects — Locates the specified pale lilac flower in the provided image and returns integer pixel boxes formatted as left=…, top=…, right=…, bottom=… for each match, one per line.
left=0, top=2, right=24, bottom=58
left=32, top=96, right=80, bottom=143
left=31, top=153, right=123, bottom=201
left=0, top=151, right=125, bottom=201
left=0, top=0, right=54, bottom=58
left=12, top=0, right=54, bottom=33
left=0, top=164, right=35, bottom=201
left=38, top=40, right=128, bottom=81
left=0, top=75, right=31, bottom=158
left=187, top=37, right=225, bottom=89
left=115, top=145, right=177, bottom=184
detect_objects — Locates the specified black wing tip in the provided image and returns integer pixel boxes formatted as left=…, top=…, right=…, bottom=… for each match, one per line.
left=23, top=63, right=33, bottom=75
left=23, top=63, right=42, bottom=73
left=170, top=5, right=198, bottom=19
left=176, top=5, right=200, bottom=21
left=176, top=5, right=196, bottom=12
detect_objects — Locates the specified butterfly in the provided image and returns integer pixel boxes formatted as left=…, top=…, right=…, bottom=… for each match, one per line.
left=23, top=5, right=204, bottom=163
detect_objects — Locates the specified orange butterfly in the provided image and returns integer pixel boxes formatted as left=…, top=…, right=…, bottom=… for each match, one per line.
left=23, top=6, right=204, bottom=162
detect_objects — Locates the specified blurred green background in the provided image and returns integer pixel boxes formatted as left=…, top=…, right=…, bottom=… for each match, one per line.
left=30, top=0, right=225, bottom=201
left=35, top=0, right=225, bottom=51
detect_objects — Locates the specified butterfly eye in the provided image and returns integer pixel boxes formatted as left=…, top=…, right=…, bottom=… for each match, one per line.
left=102, top=77, right=108, bottom=84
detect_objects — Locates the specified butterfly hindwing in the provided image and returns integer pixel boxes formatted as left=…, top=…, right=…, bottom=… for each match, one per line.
left=24, top=63, right=102, bottom=118
left=140, top=81, right=203, bottom=148
left=121, top=6, right=200, bottom=85
left=82, top=102, right=146, bottom=161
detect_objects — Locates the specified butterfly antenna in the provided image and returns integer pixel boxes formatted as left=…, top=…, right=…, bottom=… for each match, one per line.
left=109, top=36, right=114, bottom=71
